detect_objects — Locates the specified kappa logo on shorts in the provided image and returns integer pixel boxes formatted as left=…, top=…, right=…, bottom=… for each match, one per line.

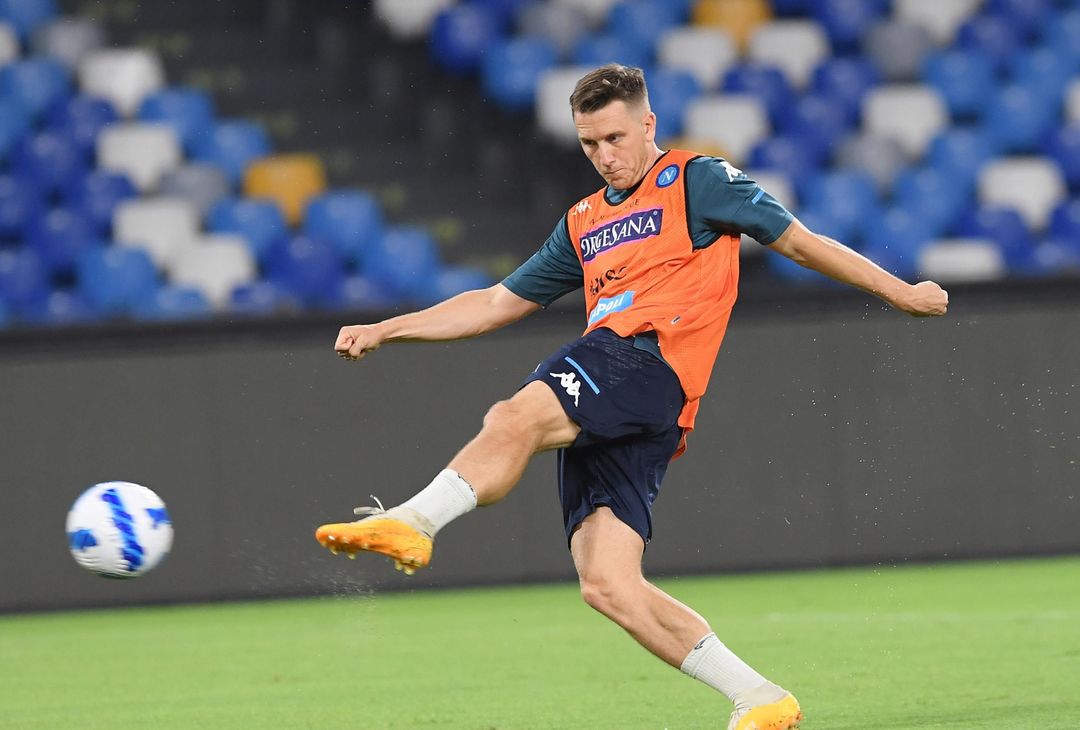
left=550, top=371, right=581, bottom=406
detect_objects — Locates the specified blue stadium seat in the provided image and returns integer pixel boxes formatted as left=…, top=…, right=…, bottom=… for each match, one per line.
left=0, top=295, right=9, bottom=327
left=956, top=204, right=1036, bottom=268
left=861, top=207, right=934, bottom=279
left=138, top=87, right=216, bottom=152
left=810, top=0, right=887, bottom=52
left=65, top=170, right=138, bottom=235
left=429, top=4, right=504, bottom=75
left=46, top=95, right=119, bottom=157
left=428, top=266, right=493, bottom=305
left=470, top=0, right=531, bottom=27
left=802, top=169, right=881, bottom=245
left=1010, top=47, right=1075, bottom=108
left=303, top=190, right=384, bottom=267
left=482, top=37, right=558, bottom=111
left=981, top=84, right=1060, bottom=154
left=264, top=234, right=347, bottom=306
left=328, top=273, right=400, bottom=312
left=0, top=246, right=49, bottom=309
left=748, top=135, right=825, bottom=184
left=922, top=50, right=996, bottom=121
left=772, top=0, right=809, bottom=16
left=927, top=128, right=999, bottom=184
left=0, top=0, right=57, bottom=39
left=1048, top=198, right=1080, bottom=241
left=573, top=33, right=652, bottom=71
left=363, top=226, right=442, bottom=301
left=18, top=288, right=99, bottom=326
left=893, top=166, right=973, bottom=237
left=985, top=0, right=1055, bottom=42
left=955, top=15, right=1021, bottom=74
left=132, top=284, right=212, bottom=322
left=1042, top=125, right=1080, bottom=192
left=207, top=198, right=288, bottom=263
left=0, top=92, right=32, bottom=163
left=0, top=57, right=70, bottom=119
left=607, top=0, right=684, bottom=54
left=722, top=64, right=794, bottom=127
left=1027, top=238, right=1080, bottom=275
left=777, top=92, right=851, bottom=161
left=810, top=56, right=878, bottom=126
left=0, top=173, right=44, bottom=239
left=25, top=207, right=102, bottom=275
left=1044, top=9, right=1080, bottom=70
left=229, top=280, right=296, bottom=317
left=190, top=120, right=271, bottom=185
left=11, top=130, right=87, bottom=194
left=645, top=68, right=700, bottom=142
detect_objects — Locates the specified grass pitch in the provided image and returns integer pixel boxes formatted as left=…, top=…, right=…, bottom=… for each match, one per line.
left=1, top=557, right=1078, bottom=729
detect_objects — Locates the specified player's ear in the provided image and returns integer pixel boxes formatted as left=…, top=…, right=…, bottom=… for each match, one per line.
left=642, top=109, right=656, bottom=143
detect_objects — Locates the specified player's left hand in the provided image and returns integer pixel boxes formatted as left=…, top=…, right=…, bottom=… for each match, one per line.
left=900, top=281, right=948, bottom=317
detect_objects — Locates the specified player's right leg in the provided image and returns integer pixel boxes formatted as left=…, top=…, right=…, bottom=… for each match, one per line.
left=314, top=380, right=578, bottom=571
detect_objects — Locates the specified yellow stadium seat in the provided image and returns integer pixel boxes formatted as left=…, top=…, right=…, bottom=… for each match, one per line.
left=243, top=154, right=328, bottom=225
left=693, top=0, right=773, bottom=53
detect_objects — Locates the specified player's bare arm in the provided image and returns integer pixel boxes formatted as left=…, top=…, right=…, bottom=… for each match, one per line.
left=335, top=283, right=541, bottom=360
left=768, top=218, right=949, bottom=317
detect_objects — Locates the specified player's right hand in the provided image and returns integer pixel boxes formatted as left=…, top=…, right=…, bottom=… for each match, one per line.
left=335, top=324, right=383, bottom=361
left=903, top=280, right=949, bottom=317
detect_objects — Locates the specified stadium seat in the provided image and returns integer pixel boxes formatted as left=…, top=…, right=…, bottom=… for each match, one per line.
left=1048, top=199, right=1080, bottom=242
left=471, top=0, right=532, bottom=27
left=955, top=15, right=1020, bottom=74
left=229, top=280, right=295, bottom=317
left=113, top=196, right=199, bottom=268
left=537, top=65, right=594, bottom=145
left=426, top=266, right=494, bottom=306
left=683, top=94, right=769, bottom=164
left=243, top=154, right=328, bottom=226
left=777, top=91, right=850, bottom=160
left=982, top=84, right=1060, bottom=154
left=893, top=166, right=972, bottom=236
left=159, top=163, right=231, bottom=218
left=692, top=0, right=772, bottom=53
left=96, top=122, right=182, bottom=193
left=572, top=32, right=651, bottom=71
left=802, top=169, right=881, bottom=244
left=553, top=0, right=620, bottom=25
left=263, top=234, right=347, bottom=306
left=722, top=63, right=793, bottom=127
left=1068, top=80, right=1080, bottom=126
left=811, top=0, right=887, bottom=52
left=747, top=20, right=829, bottom=89
left=985, top=0, right=1055, bottom=42
left=330, top=273, right=399, bottom=312
left=373, top=0, right=455, bottom=40
left=207, top=198, right=287, bottom=263
left=1044, top=9, right=1080, bottom=70
left=31, top=16, right=104, bottom=69
left=0, top=246, right=49, bottom=309
left=862, top=19, right=935, bottom=83
left=364, top=226, right=442, bottom=301
left=137, top=87, right=215, bottom=152
left=190, top=119, right=271, bottom=185
left=956, top=204, right=1036, bottom=267
left=0, top=296, right=8, bottom=327
left=75, top=245, right=158, bottom=316
left=918, top=238, right=1007, bottom=282
left=656, top=27, right=738, bottom=90
left=46, top=94, right=119, bottom=157
left=65, top=169, right=138, bottom=234
left=927, top=127, right=999, bottom=183
left=834, top=133, right=907, bottom=194
left=862, top=206, right=936, bottom=273
left=0, top=21, right=17, bottom=67
left=744, top=168, right=797, bottom=210
left=894, top=0, right=982, bottom=44
left=0, top=173, right=44, bottom=238
left=11, top=129, right=87, bottom=194
left=0, top=57, right=70, bottom=119
left=977, top=157, right=1066, bottom=231
left=1027, top=238, right=1080, bottom=275
left=304, top=190, right=385, bottom=267
left=24, top=206, right=101, bottom=274
left=748, top=134, right=824, bottom=182
left=922, top=50, right=996, bottom=121
left=606, top=0, right=684, bottom=54
left=1009, top=47, right=1075, bottom=109
left=429, top=4, right=504, bottom=75
left=0, top=0, right=56, bottom=40
left=168, top=234, right=257, bottom=308
left=481, top=37, right=559, bottom=111
left=862, top=85, right=948, bottom=161
left=19, top=287, right=99, bottom=326
left=0, top=96, right=30, bottom=163
left=810, top=56, right=878, bottom=126
left=641, top=68, right=700, bottom=143
left=131, top=284, right=212, bottom=322
left=78, top=47, right=165, bottom=117
left=517, top=2, right=588, bottom=57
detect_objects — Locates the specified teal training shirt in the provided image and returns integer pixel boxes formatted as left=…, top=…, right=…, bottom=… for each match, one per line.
left=502, top=156, right=794, bottom=308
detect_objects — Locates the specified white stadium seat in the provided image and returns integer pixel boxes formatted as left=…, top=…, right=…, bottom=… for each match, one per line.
left=748, top=20, right=829, bottom=89
left=978, top=157, right=1067, bottom=232
left=862, top=84, right=948, bottom=160
left=519, top=3, right=590, bottom=57
left=373, top=0, right=455, bottom=40
left=683, top=94, right=770, bottom=165
left=97, top=122, right=182, bottom=193
left=78, top=47, right=165, bottom=117
left=1067, top=79, right=1080, bottom=125
left=835, top=133, right=908, bottom=194
left=918, top=238, right=1006, bottom=282
left=113, top=197, right=200, bottom=269
left=0, top=22, right=18, bottom=68
left=169, top=235, right=256, bottom=308
left=894, top=0, right=983, bottom=45
left=159, top=163, right=232, bottom=218
left=553, top=0, right=620, bottom=26
left=537, top=65, right=594, bottom=146
left=657, top=27, right=738, bottom=91
left=32, top=17, right=105, bottom=69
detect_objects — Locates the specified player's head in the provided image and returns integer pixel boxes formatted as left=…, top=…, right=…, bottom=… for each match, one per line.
left=570, top=64, right=659, bottom=191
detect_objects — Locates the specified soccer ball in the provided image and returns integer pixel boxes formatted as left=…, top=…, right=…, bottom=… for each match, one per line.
left=66, top=481, right=173, bottom=579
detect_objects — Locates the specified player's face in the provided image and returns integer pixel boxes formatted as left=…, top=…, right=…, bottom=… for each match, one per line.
left=574, top=100, right=657, bottom=190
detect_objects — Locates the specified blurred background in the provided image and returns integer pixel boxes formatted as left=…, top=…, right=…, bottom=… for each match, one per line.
left=0, top=0, right=1078, bottom=612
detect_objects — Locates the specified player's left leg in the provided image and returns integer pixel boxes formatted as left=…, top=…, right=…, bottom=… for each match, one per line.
left=571, top=507, right=802, bottom=730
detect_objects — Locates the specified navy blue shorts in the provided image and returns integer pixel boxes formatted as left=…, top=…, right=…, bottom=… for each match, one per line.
left=523, top=327, right=685, bottom=547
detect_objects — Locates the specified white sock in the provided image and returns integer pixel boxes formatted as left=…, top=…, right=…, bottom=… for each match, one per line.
left=399, top=469, right=477, bottom=535
left=680, top=633, right=774, bottom=710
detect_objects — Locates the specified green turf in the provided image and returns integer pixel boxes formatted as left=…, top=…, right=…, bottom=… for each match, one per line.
left=2, top=557, right=1078, bottom=729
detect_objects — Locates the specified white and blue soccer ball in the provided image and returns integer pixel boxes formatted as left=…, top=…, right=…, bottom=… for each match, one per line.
left=66, top=481, right=173, bottom=579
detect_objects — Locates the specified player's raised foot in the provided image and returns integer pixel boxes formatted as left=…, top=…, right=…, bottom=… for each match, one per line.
left=315, top=499, right=434, bottom=575
left=727, top=683, right=802, bottom=730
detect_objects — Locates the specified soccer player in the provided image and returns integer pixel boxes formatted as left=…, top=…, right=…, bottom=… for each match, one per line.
left=316, top=64, right=948, bottom=730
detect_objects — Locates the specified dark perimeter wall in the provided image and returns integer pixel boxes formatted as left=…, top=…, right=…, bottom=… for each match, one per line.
left=2, top=284, right=1079, bottom=612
